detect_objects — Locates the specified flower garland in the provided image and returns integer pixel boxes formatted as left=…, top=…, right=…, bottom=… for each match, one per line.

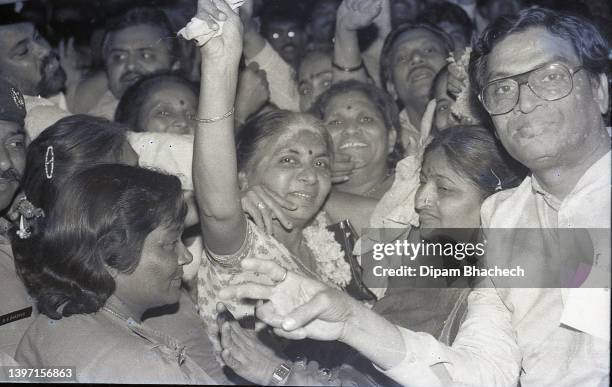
left=447, top=47, right=481, bottom=125
left=303, top=213, right=352, bottom=288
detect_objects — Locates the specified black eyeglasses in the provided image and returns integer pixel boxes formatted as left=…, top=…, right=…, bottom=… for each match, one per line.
left=479, top=62, right=584, bottom=115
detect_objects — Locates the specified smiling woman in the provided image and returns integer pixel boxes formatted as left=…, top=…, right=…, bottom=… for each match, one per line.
left=190, top=2, right=352, bottom=370
left=115, top=73, right=199, bottom=135
left=311, top=80, right=402, bottom=199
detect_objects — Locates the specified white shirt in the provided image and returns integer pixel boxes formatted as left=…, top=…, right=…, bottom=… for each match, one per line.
left=245, top=42, right=300, bottom=112
left=380, top=151, right=611, bottom=387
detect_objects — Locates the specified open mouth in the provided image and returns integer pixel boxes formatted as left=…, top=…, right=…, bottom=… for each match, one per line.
left=121, top=73, right=141, bottom=84
left=409, top=67, right=433, bottom=83
left=289, top=191, right=316, bottom=203
left=338, top=141, right=368, bottom=150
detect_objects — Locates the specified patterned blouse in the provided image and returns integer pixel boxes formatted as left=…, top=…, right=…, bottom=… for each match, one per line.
left=197, top=214, right=347, bottom=355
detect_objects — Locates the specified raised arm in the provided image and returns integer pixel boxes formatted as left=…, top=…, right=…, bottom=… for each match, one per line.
left=333, top=0, right=382, bottom=83
left=192, top=0, right=246, bottom=255
left=240, top=0, right=300, bottom=111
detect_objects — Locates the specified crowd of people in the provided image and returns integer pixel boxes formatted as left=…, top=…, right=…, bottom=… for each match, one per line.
left=0, top=0, right=610, bottom=385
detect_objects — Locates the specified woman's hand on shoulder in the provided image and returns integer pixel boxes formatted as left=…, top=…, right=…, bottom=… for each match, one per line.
left=241, top=185, right=297, bottom=235
left=196, top=0, right=244, bottom=65
left=331, top=153, right=355, bottom=184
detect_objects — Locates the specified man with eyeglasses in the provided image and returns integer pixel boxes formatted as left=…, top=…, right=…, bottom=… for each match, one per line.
left=232, top=7, right=610, bottom=387
left=372, top=7, right=610, bottom=386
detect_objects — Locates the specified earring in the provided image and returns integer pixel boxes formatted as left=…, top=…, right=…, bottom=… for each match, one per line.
left=490, top=169, right=503, bottom=191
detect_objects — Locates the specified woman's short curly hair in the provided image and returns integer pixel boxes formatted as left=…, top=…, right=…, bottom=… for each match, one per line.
left=13, top=164, right=185, bottom=320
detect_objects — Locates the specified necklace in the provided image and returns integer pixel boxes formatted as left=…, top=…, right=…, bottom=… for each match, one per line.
left=103, top=306, right=134, bottom=323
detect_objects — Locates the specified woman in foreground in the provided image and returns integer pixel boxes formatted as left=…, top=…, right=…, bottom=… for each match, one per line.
left=13, top=164, right=215, bottom=383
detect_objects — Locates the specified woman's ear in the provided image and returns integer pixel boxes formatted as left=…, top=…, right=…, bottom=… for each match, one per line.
left=591, top=73, right=609, bottom=115
left=238, top=171, right=249, bottom=191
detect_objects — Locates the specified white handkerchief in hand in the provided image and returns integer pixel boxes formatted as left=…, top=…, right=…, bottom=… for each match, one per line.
left=178, top=0, right=245, bottom=46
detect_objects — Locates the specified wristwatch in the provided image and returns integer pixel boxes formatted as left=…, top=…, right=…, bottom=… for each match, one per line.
left=269, top=363, right=292, bottom=386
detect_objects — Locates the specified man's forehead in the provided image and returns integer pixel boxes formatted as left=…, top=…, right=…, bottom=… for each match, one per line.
left=486, top=28, right=580, bottom=80
left=0, top=22, right=34, bottom=43
left=0, top=120, right=25, bottom=137
left=107, top=24, right=169, bottom=49
left=392, top=29, right=446, bottom=52
left=269, top=19, right=301, bottom=29
left=299, top=55, right=332, bottom=80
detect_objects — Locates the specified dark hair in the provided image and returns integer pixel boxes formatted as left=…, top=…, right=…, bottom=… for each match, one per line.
left=101, top=7, right=178, bottom=60
left=236, top=109, right=332, bottom=171
left=21, top=115, right=129, bottom=211
left=469, top=7, right=610, bottom=94
left=380, top=22, right=455, bottom=89
left=0, top=6, right=29, bottom=26
left=424, top=125, right=526, bottom=197
left=259, top=0, right=307, bottom=36
left=115, top=72, right=199, bottom=131
left=13, top=164, right=185, bottom=320
left=419, top=2, right=474, bottom=43
left=310, top=80, right=405, bottom=168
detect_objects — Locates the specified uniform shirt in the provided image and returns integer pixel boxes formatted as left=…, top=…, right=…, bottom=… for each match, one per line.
left=16, top=295, right=217, bottom=384
left=0, top=235, right=35, bottom=357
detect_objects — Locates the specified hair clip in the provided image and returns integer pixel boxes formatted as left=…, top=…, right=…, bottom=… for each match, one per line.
left=490, top=169, right=503, bottom=191
left=15, top=196, right=45, bottom=240
left=16, top=216, right=31, bottom=239
left=45, top=145, right=54, bottom=179
left=16, top=196, right=45, bottom=219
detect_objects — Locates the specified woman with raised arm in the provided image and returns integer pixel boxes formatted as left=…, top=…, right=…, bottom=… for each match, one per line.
left=189, top=0, right=351, bottom=354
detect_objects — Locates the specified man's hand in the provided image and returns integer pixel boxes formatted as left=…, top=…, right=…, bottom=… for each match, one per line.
left=331, top=153, right=356, bottom=183
left=218, top=258, right=358, bottom=342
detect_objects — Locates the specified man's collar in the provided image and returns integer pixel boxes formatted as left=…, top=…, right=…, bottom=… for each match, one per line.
left=530, top=150, right=611, bottom=207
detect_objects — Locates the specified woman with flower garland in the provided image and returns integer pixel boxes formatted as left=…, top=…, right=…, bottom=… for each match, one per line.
left=189, top=0, right=351, bottom=362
